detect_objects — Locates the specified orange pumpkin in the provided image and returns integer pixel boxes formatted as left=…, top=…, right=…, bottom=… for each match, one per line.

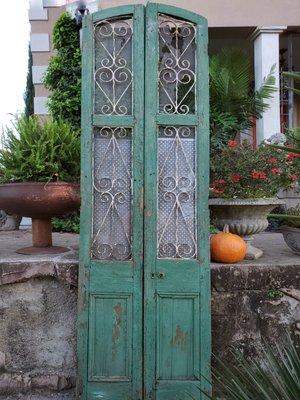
left=210, top=225, right=246, bottom=263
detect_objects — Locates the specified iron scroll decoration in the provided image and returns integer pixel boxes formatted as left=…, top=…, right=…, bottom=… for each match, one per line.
left=157, top=126, right=197, bottom=259
left=157, top=14, right=197, bottom=259
left=94, top=17, right=133, bottom=115
left=92, top=16, right=134, bottom=260
left=91, top=15, right=198, bottom=260
left=92, top=127, right=132, bottom=260
left=158, top=14, right=196, bottom=114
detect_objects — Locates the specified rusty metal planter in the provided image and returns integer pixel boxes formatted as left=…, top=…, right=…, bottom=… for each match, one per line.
left=0, top=182, right=80, bottom=254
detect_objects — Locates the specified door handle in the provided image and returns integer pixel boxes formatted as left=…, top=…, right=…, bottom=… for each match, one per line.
left=151, top=272, right=166, bottom=279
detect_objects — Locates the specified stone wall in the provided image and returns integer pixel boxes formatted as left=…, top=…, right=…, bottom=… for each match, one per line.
left=211, top=264, right=300, bottom=361
left=0, top=263, right=78, bottom=400
left=0, top=262, right=299, bottom=399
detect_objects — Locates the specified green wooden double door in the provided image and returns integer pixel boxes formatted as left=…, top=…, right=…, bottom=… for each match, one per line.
left=78, top=3, right=210, bottom=400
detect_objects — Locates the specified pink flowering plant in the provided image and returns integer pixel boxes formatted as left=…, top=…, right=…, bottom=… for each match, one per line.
left=210, top=141, right=298, bottom=198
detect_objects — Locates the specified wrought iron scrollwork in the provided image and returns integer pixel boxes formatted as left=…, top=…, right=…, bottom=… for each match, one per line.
left=157, top=126, right=197, bottom=259
left=94, top=18, right=133, bottom=115
left=158, top=14, right=196, bottom=114
left=92, top=127, right=132, bottom=260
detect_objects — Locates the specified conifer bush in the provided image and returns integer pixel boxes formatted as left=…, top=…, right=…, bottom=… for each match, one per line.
left=43, top=12, right=81, bottom=129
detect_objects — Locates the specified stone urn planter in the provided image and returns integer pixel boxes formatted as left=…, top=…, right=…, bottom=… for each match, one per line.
left=209, top=198, right=284, bottom=260
left=0, top=182, right=80, bottom=255
left=280, top=226, right=300, bottom=255
left=269, top=208, right=300, bottom=255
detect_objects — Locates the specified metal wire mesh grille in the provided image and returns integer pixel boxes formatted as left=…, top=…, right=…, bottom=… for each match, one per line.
left=92, top=127, right=132, bottom=260
left=158, top=14, right=196, bottom=114
left=94, top=17, right=133, bottom=115
left=157, top=126, right=197, bottom=259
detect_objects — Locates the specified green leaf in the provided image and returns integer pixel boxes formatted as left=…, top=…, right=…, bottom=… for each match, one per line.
left=198, top=334, right=300, bottom=400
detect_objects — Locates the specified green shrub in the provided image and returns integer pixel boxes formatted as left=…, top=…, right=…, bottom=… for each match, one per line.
left=0, top=115, right=80, bottom=183
left=43, top=12, right=81, bottom=129
left=52, top=214, right=80, bottom=233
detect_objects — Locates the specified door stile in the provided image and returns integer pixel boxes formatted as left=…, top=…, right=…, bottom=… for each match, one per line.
left=131, top=5, right=146, bottom=399
left=144, top=3, right=159, bottom=399
left=144, top=3, right=210, bottom=399
left=78, top=13, right=94, bottom=399
left=196, top=15, right=211, bottom=398
left=78, top=5, right=145, bottom=399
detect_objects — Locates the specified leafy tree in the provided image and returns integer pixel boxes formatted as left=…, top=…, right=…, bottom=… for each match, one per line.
left=43, top=12, right=81, bottom=129
left=24, top=45, right=35, bottom=117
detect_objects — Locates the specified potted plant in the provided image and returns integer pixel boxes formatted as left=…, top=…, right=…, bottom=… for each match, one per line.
left=0, top=115, right=80, bottom=254
left=209, top=141, right=297, bottom=259
left=268, top=128, right=300, bottom=254
left=267, top=71, right=300, bottom=255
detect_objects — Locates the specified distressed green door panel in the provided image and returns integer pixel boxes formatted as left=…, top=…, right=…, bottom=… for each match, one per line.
left=79, top=3, right=210, bottom=400
left=157, top=294, right=200, bottom=380
left=144, top=4, right=210, bottom=400
left=88, top=294, right=132, bottom=381
left=78, top=5, right=145, bottom=400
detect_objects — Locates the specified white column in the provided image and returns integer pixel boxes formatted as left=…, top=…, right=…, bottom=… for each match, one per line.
left=250, top=26, right=286, bottom=144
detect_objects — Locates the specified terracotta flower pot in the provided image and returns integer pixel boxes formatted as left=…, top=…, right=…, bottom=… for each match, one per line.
left=0, top=182, right=80, bottom=255
left=209, top=198, right=284, bottom=260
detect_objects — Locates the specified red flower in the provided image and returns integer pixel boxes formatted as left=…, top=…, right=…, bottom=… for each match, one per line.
left=231, top=174, right=242, bottom=182
left=287, top=152, right=300, bottom=161
left=251, top=170, right=267, bottom=180
left=228, top=140, right=238, bottom=149
left=271, top=167, right=281, bottom=175
left=212, top=188, right=225, bottom=194
left=290, top=174, right=298, bottom=182
left=268, top=157, right=278, bottom=165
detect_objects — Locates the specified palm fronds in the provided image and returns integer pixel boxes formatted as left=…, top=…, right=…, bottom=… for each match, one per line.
left=282, top=71, right=300, bottom=96
left=254, top=64, right=277, bottom=117
left=209, top=48, right=277, bottom=147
